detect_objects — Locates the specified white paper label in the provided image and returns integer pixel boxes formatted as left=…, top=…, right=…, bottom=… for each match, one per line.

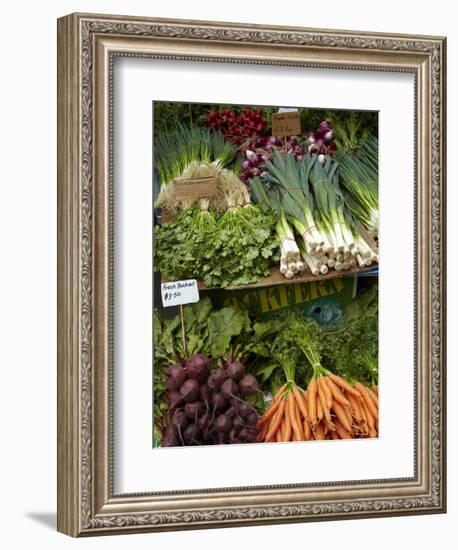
left=161, top=279, right=200, bottom=307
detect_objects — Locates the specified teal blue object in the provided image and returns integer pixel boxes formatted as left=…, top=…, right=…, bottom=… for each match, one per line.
left=304, top=298, right=345, bottom=327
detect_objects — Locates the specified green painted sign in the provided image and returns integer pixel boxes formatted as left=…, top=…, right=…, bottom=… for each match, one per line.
left=207, top=276, right=356, bottom=326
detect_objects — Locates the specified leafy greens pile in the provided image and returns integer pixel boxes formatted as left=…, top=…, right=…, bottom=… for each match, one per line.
left=154, top=204, right=278, bottom=288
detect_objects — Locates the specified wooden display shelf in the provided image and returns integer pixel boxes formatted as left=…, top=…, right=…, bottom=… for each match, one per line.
left=161, top=264, right=377, bottom=291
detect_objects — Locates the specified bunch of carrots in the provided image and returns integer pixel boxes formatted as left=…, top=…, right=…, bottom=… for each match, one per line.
left=305, top=370, right=378, bottom=440
left=257, top=371, right=378, bottom=443
left=257, top=383, right=311, bottom=442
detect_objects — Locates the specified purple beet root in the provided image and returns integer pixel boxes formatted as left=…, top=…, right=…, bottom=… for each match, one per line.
left=225, top=361, right=245, bottom=381
left=165, top=364, right=186, bottom=390
left=184, top=401, right=204, bottom=419
left=211, top=392, right=226, bottom=411
left=161, top=434, right=178, bottom=447
left=196, top=412, right=210, bottom=430
left=164, top=423, right=177, bottom=438
left=185, top=355, right=211, bottom=382
left=228, top=427, right=238, bottom=441
left=171, top=410, right=188, bottom=430
left=183, top=423, right=200, bottom=444
left=232, top=416, right=244, bottom=430
left=215, top=414, right=232, bottom=434
left=200, top=384, right=211, bottom=405
left=239, top=374, right=259, bottom=396
left=221, top=378, right=239, bottom=398
left=247, top=412, right=259, bottom=426
left=179, top=378, right=200, bottom=403
left=238, top=401, right=252, bottom=418
left=207, top=368, right=227, bottom=391
left=225, top=405, right=238, bottom=418
left=166, top=390, right=183, bottom=409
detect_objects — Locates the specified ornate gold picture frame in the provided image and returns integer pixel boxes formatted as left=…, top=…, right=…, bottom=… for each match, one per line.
left=57, top=13, right=446, bottom=536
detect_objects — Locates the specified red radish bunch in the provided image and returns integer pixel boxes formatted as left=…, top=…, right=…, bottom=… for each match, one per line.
left=204, top=108, right=268, bottom=148
left=162, top=356, right=261, bottom=447
left=306, top=120, right=337, bottom=155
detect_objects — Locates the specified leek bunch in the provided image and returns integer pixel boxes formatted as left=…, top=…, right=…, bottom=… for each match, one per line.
left=250, top=152, right=378, bottom=278
left=250, top=176, right=304, bottom=279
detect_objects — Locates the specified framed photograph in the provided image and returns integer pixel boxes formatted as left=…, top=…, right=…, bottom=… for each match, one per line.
left=57, top=13, right=446, bottom=536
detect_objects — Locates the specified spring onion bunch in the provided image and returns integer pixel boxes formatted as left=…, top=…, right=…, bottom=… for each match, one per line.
left=338, top=136, right=379, bottom=237
left=154, top=126, right=240, bottom=212
left=264, top=152, right=324, bottom=249
left=155, top=125, right=236, bottom=184
left=251, top=152, right=379, bottom=278
left=302, top=158, right=378, bottom=272
left=250, top=176, right=304, bottom=279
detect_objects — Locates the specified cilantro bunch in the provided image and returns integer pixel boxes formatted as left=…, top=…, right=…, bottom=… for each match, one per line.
left=154, top=203, right=278, bottom=288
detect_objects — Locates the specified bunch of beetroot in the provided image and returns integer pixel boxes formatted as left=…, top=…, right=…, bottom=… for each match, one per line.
left=306, top=119, right=337, bottom=155
left=204, top=107, right=268, bottom=149
left=162, top=354, right=261, bottom=447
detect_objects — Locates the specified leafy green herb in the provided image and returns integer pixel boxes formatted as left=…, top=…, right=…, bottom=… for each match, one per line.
left=155, top=204, right=278, bottom=288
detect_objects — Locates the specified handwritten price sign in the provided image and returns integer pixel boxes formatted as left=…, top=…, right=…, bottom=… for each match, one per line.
left=271, top=111, right=301, bottom=137
left=161, top=279, right=200, bottom=307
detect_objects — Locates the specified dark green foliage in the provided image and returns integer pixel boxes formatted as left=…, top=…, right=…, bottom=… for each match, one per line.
left=319, top=283, right=378, bottom=385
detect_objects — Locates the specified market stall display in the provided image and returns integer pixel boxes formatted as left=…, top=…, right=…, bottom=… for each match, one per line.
left=153, top=102, right=379, bottom=448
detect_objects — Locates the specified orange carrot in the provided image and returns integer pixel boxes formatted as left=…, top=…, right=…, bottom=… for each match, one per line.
left=313, top=421, right=325, bottom=440
left=283, top=399, right=292, bottom=442
left=372, top=385, right=378, bottom=397
left=279, top=417, right=286, bottom=441
left=294, top=397, right=305, bottom=440
left=307, top=379, right=318, bottom=425
left=335, top=422, right=352, bottom=439
left=330, top=430, right=339, bottom=440
left=324, top=419, right=336, bottom=434
left=354, top=383, right=378, bottom=419
left=326, top=377, right=351, bottom=407
left=317, top=378, right=330, bottom=419
left=360, top=399, right=376, bottom=432
left=303, top=418, right=312, bottom=441
left=319, top=391, right=332, bottom=425
left=369, top=387, right=379, bottom=406
left=346, top=392, right=363, bottom=422
left=257, top=420, right=269, bottom=442
left=292, top=386, right=309, bottom=422
left=275, top=428, right=282, bottom=442
left=329, top=374, right=362, bottom=398
left=319, top=376, right=333, bottom=409
left=356, top=400, right=369, bottom=436
left=332, top=400, right=353, bottom=433
left=265, top=398, right=286, bottom=441
left=260, top=385, right=286, bottom=424
left=316, top=391, right=324, bottom=422
left=289, top=392, right=305, bottom=440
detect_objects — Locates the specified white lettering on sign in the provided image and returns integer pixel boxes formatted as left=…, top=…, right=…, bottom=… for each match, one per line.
left=161, top=279, right=200, bottom=307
